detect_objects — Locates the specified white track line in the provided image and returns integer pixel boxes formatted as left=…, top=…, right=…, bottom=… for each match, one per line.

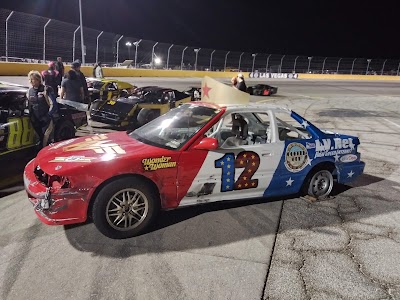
left=383, top=118, right=400, bottom=128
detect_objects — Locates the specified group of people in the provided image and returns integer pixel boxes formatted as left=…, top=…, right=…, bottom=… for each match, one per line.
left=27, top=58, right=104, bottom=148
left=231, top=73, right=247, bottom=92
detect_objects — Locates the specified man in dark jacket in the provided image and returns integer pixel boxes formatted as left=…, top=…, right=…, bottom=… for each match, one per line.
left=27, top=70, right=58, bottom=148
left=41, top=62, right=59, bottom=96
left=55, top=56, right=65, bottom=86
left=71, top=60, right=89, bottom=103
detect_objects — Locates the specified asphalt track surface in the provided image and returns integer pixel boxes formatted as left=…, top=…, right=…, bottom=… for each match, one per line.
left=1, top=77, right=400, bottom=300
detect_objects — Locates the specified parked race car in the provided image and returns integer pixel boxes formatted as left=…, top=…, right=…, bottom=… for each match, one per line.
left=24, top=101, right=365, bottom=239
left=89, top=86, right=192, bottom=128
left=86, top=77, right=136, bottom=104
left=246, top=84, right=278, bottom=96
left=0, top=82, right=87, bottom=188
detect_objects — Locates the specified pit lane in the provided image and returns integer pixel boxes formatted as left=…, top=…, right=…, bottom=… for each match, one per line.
left=1, top=76, right=400, bottom=299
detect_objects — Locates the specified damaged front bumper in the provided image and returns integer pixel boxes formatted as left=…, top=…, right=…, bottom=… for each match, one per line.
left=23, top=159, right=90, bottom=226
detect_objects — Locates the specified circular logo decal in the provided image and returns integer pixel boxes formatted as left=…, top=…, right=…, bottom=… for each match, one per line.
left=285, top=143, right=309, bottom=172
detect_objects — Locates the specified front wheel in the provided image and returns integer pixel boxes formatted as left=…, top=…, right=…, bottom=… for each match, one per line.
left=54, top=120, right=75, bottom=142
left=92, top=178, right=160, bottom=239
left=302, top=168, right=334, bottom=199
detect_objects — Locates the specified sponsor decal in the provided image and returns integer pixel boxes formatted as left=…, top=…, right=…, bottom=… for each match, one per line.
left=249, top=72, right=299, bottom=79
left=142, top=156, right=177, bottom=171
left=107, top=100, right=117, bottom=105
left=50, top=156, right=95, bottom=163
left=51, top=139, right=75, bottom=149
left=340, top=154, right=357, bottom=163
left=314, top=137, right=355, bottom=158
left=64, top=134, right=126, bottom=154
left=306, top=142, right=315, bottom=149
left=285, top=143, right=309, bottom=172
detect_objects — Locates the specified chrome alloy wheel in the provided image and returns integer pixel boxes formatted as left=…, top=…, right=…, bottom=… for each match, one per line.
left=105, top=188, right=149, bottom=231
left=308, top=170, right=334, bottom=198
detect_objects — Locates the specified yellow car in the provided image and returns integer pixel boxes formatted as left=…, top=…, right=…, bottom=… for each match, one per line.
left=86, top=78, right=136, bottom=103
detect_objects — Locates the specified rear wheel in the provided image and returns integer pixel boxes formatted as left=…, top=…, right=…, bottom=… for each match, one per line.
left=92, top=178, right=160, bottom=239
left=54, top=120, right=75, bottom=142
left=302, top=167, right=334, bottom=199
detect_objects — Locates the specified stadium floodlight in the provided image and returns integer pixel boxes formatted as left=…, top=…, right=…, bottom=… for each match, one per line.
left=154, top=57, right=161, bottom=65
left=126, top=42, right=132, bottom=59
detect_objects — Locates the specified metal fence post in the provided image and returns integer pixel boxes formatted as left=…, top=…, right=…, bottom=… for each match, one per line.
left=293, top=56, right=299, bottom=72
left=251, top=53, right=258, bottom=73
left=381, top=59, right=387, bottom=75
left=210, top=50, right=216, bottom=71
left=266, top=54, right=271, bottom=73
left=194, top=48, right=201, bottom=71
left=96, top=31, right=103, bottom=63
left=366, top=59, right=371, bottom=75
left=181, top=46, right=188, bottom=70
left=151, top=42, right=158, bottom=69
left=321, top=57, right=327, bottom=73
left=224, top=51, right=230, bottom=71
left=238, top=52, right=244, bottom=71
left=5, top=11, right=14, bottom=62
left=72, top=25, right=80, bottom=62
left=79, top=0, right=85, bottom=64
left=279, top=55, right=285, bottom=73
left=397, top=61, right=400, bottom=76
left=166, top=44, right=174, bottom=69
left=116, top=35, right=123, bottom=66
left=307, top=57, right=312, bottom=73
left=134, top=39, right=142, bottom=68
left=336, top=58, right=342, bottom=74
left=350, top=58, right=357, bottom=75
left=43, top=19, right=51, bottom=62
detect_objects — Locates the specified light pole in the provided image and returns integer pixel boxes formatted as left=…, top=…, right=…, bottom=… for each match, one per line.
left=125, top=42, right=132, bottom=59
left=266, top=54, right=272, bottom=73
left=381, top=59, right=387, bottom=76
left=96, top=31, right=103, bottom=63
left=397, top=61, right=400, bottom=76
left=350, top=58, right=357, bottom=75
left=321, top=57, right=328, bottom=74
left=251, top=53, right=258, bottom=73
left=209, top=50, right=216, bottom=71
left=78, top=0, right=85, bottom=64
left=151, top=42, right=158, bottom=69
left=293, top=56, right=299, bottom=73
left=238, top=52, right=244, bottom=71
left=166, top=44, right=174, bottom=69
left=366, top=59, right=371, bottom=75
left=224, top=51, right=230, bottom=71
left=5, top=11, right=14, bottom=62
left=194, top=48, right=201, bottom=71
left=307, top=57, right=312, bottom=73
left=116, top=35, right=123, bottom=66
left=181, top=46, right=188, bottom=70
left=279, top=55, right=285, bottom=73
left=72, top=25, right=80, bottom=62
left=336, top=58, right=342, bottom=74
left=134, top=39, right=142, bottom=68
left=43, top=19, right=51, bottom=62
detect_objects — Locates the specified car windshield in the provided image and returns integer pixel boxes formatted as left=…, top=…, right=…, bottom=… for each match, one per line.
left=130, top=104, right=220, bottom=150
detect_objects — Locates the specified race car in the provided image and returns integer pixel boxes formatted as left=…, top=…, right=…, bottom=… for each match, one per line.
left=246, top=84, right=278, bottom=96
left=24, top=102, right=365, bottom=239
left=86, top=78, right=136, bottom=104
left=0, top=82, right=87, bottom=189
left=89, top=86, right=192, bottom=128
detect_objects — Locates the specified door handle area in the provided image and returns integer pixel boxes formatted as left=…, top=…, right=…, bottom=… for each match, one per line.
left=262, top=152, right=273, bottom=157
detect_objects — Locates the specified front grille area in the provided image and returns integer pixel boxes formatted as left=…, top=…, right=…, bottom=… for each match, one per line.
left=34, top=166, right=48, bottom=186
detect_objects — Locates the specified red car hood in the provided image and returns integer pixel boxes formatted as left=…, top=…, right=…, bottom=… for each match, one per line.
left=35, top=132, right=163, bottom=175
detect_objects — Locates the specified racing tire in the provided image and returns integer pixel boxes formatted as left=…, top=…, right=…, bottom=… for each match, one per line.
left=301, top=165, right=334, bottom=199
left=92, top=178, right=160, bottom=239
left=54, top=120, right=75, bottom=142
left=137, top=109, right=160, bottom=126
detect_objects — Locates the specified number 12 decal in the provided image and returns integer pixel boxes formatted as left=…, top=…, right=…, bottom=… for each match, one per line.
left=215, top=151, right=260, bottom=192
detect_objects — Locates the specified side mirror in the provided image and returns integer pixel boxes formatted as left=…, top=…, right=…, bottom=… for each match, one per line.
left=193, top=137, right=218, bottom=151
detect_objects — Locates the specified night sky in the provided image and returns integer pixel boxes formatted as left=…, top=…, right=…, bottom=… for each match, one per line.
left=1, top=0, right=398, bottom=58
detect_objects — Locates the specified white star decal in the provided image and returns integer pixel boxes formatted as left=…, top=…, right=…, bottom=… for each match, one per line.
left=307, top=157, right=313, bottom=166
left=301, top=120, right=309, bottom=128
left=347, top=170, right=355, bottom=178
left=349, top=141, right=355, bottom=150
left=334, top=153, right=340, bottom=162
left=286, top=177, right=294, bottom=186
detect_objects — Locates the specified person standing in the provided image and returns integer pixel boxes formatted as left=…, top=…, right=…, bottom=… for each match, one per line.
left=55, top=57, right=65, bottom=87
left=60, top=70, right=84, bottom=102
left=95, top=62, right=104, bottom=78
left=71, top=60, right=89, bottom=103
left=41, top=62, right=59, bottom=96
left=27, top=70, right=58, bottom=148
left=236, top=73, right=247, bottom=92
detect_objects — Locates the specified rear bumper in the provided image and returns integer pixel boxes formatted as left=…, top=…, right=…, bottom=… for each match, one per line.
left=24, top=159, right=90, bottom=225
left=337, top=161, right=365, bottom=184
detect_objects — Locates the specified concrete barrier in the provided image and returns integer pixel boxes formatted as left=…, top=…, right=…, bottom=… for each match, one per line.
left=0, top=62, right=247, bottom=78
left=298, top=73, right=400, bottom=81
